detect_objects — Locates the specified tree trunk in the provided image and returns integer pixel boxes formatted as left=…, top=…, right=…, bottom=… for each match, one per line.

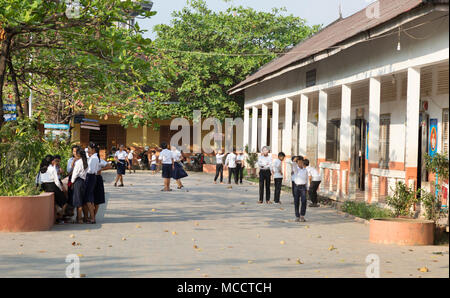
left=0, top=34, right=13, bottom=127
left=7, top=56, right=24, bottom=118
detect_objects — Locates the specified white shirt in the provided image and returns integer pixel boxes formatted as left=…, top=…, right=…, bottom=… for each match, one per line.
left=37, top=165, right=63, bottom=191
left=128, top=151, right=134, bottom=160
left=97, top=159, right=108, bottom=174
left=215, top=154, right=224, bottom=165
left=172, top=149, right=182, bottom=162
left=306, top=166, right=321, bottom=182
left=71, top=159, right=87, bottom=183
left=272, top=159, right=283, bottom=179
left=236, top=154, right=245, bottom=164
left=258, top=155, right=272, bottom=170
left=85, top=148, right=90, bottom=158
left=151, top=155, right=157, bottom=165
left=87, top=153, right=100, bottom=174
left=115, top=150, right=128, bottom=160
left=159, top=149, right=174, bottom=164
left=292, top=165, right=309, bottom=187
left=225, top=153, right=237, bottom=168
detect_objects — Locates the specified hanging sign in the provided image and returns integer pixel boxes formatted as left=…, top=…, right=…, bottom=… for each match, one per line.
left=429, top=119, right=438, bottom=157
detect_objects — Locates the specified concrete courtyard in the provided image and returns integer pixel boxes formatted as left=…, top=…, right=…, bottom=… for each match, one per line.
left=0, top=171, right=448, bottom=278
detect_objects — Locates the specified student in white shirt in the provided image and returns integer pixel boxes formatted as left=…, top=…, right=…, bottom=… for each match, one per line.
left=224, top=148, right=238, bottom=185
left=257, top=146, right=273, bottom=204
left=159, top=142, right=174, bottom=191
left=292, top=156, right=309, bottom=222
left=304, top=159, right=322, bottom=208
left=272, top=152, right=286, bottom=204
left=214, top=150, right=225, bottom=184
left=236, top=151, right=246, bottom=184
left=70, top=148, right=88, bottom=224
left=171, top=146, right=188, bottom=189
left=93, top=145, right=112, bottom=218
left=84, top=143, right=99, bottom=224
left=114, top=144, right=128, bottom=187
left=38, top=155, right=68, bottom=223
left=150, top=150, right=158, bottom=174
left=127, top=147, right=135, bottom=174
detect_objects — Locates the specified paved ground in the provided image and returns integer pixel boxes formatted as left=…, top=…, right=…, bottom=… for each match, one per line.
left=0, top=171, right=448, bottom=278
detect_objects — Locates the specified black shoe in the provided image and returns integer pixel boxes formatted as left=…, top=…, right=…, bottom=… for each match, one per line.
left=118, top=184, right=124, bottom=187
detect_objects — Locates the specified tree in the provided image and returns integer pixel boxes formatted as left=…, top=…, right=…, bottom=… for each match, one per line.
left=0, top=0, right=156, bottom=127
left=122, top=0, right=321, bottom=127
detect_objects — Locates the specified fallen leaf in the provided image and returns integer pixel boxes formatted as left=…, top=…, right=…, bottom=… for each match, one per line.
left=77, top=254, right=83, bottom=257
left=304, top=225, right=310, bottom=229
left=296, top=258, right=304, bottom=264
left=194, top=222, right=199, bottom=226
left=328, top=245, right=337, bottom=251
left=69, top=234, right=75, bottom=239
left=79, top=273, right=87, bottom=278
left=152, top=209, right=157, bottom=212
left=317, top=235, right=322, bottom=238
left=248, top=260, right=254, bottom=264
left=193, top=245, right=199, bottom=249
left=72, top=242, right=76, bottom=246
left=280, top=240, right=286, bottom=245
left=172, top=231, right=177, bottom=235
left=96, top=247, right=101, bottom=250
left=418, top=267, right=429, bottom=273
left=164, top=230, right=169, bottom=233
left=121, top=237, right=127, bottom=241
left=203, top=274, right=209, bottom=278
left=136, top=225, right=142, bottom=228
left=108, top=245, right=113, bottom=247
left=38, top=250, right=47, bottom=253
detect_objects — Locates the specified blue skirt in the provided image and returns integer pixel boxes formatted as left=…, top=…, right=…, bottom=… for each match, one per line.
left=72, top=178, right=86, bottom=208
left=150, top=164, right=157, bottom=171
left=117, top=160, right=126, bottom=175
left=162, top=164, right=172, bottom=179
left=172, top=162, right=188, bottom=180
left=94, top=175, right=105, bottom=205
left=84, top=173, right=97, bottom=204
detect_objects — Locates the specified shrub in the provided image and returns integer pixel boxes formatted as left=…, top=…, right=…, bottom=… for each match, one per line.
left=420, top=190, right=443, bottom=222
left=385, top=181, right=420, bottom=217
left=341, top=201, right=393, bottom=220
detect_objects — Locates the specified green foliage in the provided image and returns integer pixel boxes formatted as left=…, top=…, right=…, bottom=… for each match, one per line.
left=124, top=0, right=321, bottom=127
left=245, top=145, right=258, bottom=168
left=1, top=0, right=157, bottom=125
left=0, top=118, right=72, bottom=196
left=341, top=201, right=393, bottom=220
left=424, top=153, right=449, bottom=181
left=386, top=181, right=420, bottom=217
left=0, top=118, right=44, bottom=196
left=420, top=189, right=443, bottom=222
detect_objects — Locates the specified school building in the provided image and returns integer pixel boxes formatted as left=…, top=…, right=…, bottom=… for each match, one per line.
left=229, top=0, right=449, bottom=203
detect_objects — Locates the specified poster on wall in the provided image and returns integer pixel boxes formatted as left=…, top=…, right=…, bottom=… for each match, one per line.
left=429, top=118, right=438, bottom=157
left=365, top=122, right=369, bottom=160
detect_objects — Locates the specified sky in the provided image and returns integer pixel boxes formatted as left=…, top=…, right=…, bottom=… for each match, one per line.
left=137, top=0, right=374, bottom=39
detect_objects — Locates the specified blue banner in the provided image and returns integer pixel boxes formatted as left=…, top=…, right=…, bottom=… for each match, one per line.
left=429, top=118, right=438, bottom=157
left=365, top=122, right=369, bottom=160
left=44, top=123, right=70, bottom=130
left=2, top=104, right=16, bottom=112
left=4, top=114, right=17, bottom=121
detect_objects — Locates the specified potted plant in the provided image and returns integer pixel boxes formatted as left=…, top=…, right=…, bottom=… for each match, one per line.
left=245, top=145, right=258, bottom=178
left=369, top=181, right=435, bottom=246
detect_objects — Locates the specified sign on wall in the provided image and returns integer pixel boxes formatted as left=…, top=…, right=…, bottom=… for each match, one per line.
left=429, top=118, right=438, bottom=157
left=3, top=104, right=17, bottom=121
left=365, top=122, right=369, bottom=160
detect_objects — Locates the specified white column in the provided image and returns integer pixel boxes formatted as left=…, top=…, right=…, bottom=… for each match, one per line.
left=405, top=67, right=421, bottom=169
left=283, top=98, right=293, bottom=156
left=368, top=77, right=381, bottom=164
left=299, top=94, right=309, bottom=156
left=317, top=90, right=328, bottom=161
left=340, top=85, right=352, bottom=163
left=243, top=108, right=250, bottom=150
left=251, top=106, right=258, bottom=153
left=261, top=104, right=268, bottom=148
left=271, top=101, right=279, bottom=155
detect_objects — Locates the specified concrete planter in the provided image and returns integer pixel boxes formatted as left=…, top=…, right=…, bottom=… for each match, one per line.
left=369, top=218, right=435, bottom=246
left=0, top=193, right=54, bottom=232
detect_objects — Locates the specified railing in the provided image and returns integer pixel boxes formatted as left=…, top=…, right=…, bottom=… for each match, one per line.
left=319, top=162, right=341, bottom=199
left=369, top=168, right=406, bottom=203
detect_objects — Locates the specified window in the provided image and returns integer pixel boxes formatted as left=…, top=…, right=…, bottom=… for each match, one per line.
left=379, top=114, right=391, bottom=169
left=443, top=109, right=449, bottom=157
left=306, top=69, right=317, bottom=88
left=326, top=120, right=340, bottom=162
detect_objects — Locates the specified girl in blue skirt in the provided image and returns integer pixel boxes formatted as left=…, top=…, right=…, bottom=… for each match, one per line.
left=70, top=148, right=88, bottom=224
left=172, top=146, right=188, bottom=190
left=84, top=142, right=99, bottom=224
left=114, top=144, right=128, bottom=187
left=93, top=145, right=112, bottom=218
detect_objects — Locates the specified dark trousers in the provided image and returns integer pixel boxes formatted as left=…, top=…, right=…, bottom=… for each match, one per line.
left=274, top=178, right=283, bottom=203
left=294, top=184, right=307, bottom=217
left=228, top=167, right=238, bottom=184
left=214, top=164, right=223, bottom=182
left=309, top=181, right=321, bottom=204
left=236, top=163, right=244, bottom=183
left=259, top=169, right=271, bottom=202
